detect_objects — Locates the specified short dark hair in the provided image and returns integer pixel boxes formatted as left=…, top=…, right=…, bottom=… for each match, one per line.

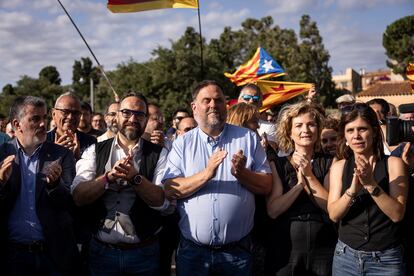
left=192, top=80, right=224, bottom=101
left=367, top=98, right=390, bottom=118
left=121, top=91, right=149, bottom=114
left=81, top=101, right=93, bottom=114
left=10, top=96, right=46, bottom=121
left=173, top=108, right=189, bottom=118
left=105, top=102, right=120, bottom=113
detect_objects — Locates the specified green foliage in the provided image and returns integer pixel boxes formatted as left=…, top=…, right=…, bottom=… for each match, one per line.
left=383, top=15, right=414, bottom=76
left=2, top=15, right=338, bottom=120
left=39, top=65, right=61, bottom=85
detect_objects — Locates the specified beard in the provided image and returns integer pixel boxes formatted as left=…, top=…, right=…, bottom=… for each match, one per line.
left=120, top=122, right=143, bottom=141
left=204, top=109, right=225, bottom=130
left=108, top=122, right=119, bottom=134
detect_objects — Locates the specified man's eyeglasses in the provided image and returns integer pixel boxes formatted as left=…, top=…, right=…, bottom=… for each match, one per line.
left=340, top=103, right=370, bottom=114
left=241, top=95, right=260, bottom=102
left=106, top=112, right=117, bottom=117
left=54, top=107, right=81, bottom=117
left=119, top=109, right=147, bottom=120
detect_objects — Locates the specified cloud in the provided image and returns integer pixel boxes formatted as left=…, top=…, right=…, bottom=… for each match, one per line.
left=266, top=0, right=319, bottom=14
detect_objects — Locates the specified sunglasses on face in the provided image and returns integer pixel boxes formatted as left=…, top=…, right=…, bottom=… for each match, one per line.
left=118, top=109, right=147, bottom=120
left=54, top=108, right=81, bottom=117
left=241, top=95, right=260, bottom=102
left=340, top=103, right=370, bottom=114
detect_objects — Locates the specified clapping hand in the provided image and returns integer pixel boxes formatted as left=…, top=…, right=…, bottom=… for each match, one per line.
left=205, top=148, right=227, bottom=180
left=0, top=155, right=15, bottom=185
left=231, top=149, right=247, bottom=177
left=354, top=155, right=375, bottom=186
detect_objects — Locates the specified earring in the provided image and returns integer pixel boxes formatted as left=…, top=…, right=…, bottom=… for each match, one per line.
left=345, top=141, right=349, bottom=146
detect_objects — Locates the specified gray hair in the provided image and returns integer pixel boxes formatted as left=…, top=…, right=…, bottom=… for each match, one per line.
left=54, top=91, right=81, bottom=108
left=9, top=96, right=46, bottom=121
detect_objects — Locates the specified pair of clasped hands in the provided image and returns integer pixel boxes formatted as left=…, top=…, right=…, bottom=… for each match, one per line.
left=349, top=155, right=377, bottom=194
left=205, top=148, right=247, bottom=178
left=54, top=130, right=80, bottom=159
left=106, top=154, right=138, bottom=184
left=0, top=155, right=62, bottom=188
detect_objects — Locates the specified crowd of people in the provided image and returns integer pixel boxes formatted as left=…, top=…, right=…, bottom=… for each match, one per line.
left=0, top=80, right=413, bottom=276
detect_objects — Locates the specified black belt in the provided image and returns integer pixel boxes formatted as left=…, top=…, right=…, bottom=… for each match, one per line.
left=94, top=235, right=158, bottom=250
left=9, top=241, right=46, bottom=252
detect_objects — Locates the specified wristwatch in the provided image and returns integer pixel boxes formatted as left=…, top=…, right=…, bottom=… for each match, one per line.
left=369, top=186, right=381, bottom=197
left=130, top=174, right=143, bottom=187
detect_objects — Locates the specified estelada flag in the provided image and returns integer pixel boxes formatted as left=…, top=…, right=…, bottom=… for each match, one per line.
left=108, top=0, right=198, bottom=13
left=257, top=80, right=312, bottom=112
left=407, top=63, right=414, bottom=91
left=224, top=47, right=286, bottom=86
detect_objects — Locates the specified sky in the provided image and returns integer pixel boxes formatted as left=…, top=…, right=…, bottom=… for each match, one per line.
left=0, top=0, right=413, bottom=89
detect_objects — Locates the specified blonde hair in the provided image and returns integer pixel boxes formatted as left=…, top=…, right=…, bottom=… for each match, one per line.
left=227, top=102, right=259, bottom=128
left=276, top=100, right=325, bottom=153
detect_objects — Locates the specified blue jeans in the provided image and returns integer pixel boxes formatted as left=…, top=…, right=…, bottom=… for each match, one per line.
left=89, top=238, right=160, bottom=276
left=176, top=236, right=252, bottom=276
left=333, top=240, right=405, bottom=276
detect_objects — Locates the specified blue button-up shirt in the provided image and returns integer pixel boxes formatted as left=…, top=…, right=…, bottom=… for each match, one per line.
left=8, top=142, right=45, bottom=242
left=162, top=124, right=270, bottom=246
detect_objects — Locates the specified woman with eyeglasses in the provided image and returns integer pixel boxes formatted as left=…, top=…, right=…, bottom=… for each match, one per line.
left=265, top=101, right=337, bottom=276
left=327, top=102, right=408, bottom=276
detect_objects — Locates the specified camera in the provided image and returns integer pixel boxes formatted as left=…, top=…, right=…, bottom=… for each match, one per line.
left=386, top=103, right=414, bottom=146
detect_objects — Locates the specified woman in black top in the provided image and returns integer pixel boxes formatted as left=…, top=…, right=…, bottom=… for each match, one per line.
left=327, top=103, right=408, bottom=276
left=266, top=101, right=337, bottom=276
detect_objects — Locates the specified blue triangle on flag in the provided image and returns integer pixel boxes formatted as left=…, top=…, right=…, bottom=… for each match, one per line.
left=257, top=47, right=285, bottom=75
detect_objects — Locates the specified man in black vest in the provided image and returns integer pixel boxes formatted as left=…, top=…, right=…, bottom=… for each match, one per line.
left=71, top=92, right=170, bottom=275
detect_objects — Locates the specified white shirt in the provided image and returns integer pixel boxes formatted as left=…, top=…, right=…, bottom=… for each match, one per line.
left=72, top=136, right=170, bottom=244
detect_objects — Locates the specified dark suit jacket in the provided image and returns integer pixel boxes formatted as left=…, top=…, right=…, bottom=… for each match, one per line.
left=0, top=139, right=80, bottom=271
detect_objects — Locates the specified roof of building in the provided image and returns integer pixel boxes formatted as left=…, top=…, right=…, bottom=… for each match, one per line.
left=356, top=81, right=414, bottom=97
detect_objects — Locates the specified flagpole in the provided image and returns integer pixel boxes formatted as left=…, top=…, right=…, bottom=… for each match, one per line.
left=56, top=0, right=119, bottom=102
left=197, top=0, right=204, bottom=79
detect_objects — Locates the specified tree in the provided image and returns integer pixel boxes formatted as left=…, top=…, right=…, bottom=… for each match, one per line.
left=383, top=15, right=414, bottom=76
left=299, top=15, right=338, bottom=107
left=72, top=57, right=100, bottom=102
left=39, top=66, right=61, bottom=85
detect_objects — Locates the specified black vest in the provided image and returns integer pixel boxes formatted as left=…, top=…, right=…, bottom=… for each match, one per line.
left=339, top=156, right=401, bottom=251
left=84, top=138, right=163, bottom=240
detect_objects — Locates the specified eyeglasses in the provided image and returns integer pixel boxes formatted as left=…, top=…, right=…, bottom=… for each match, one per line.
left=340, top=103, right=370, bottom=114
left=106, top=112, right=117, bottom=117
left=241, top=95, right=260, bottom=102
left=119, top=109, right=147, bottom=120
left=54, top=107, right=81, bottom=117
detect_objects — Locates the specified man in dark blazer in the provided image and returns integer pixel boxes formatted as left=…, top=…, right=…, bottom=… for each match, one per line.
left=0, top=96, right=79, bottom=275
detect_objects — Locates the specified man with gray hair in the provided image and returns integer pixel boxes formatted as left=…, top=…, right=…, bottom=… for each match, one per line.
left=48, top=92, right=96, bottom=160
left=0, top=96, right=79, bottom=275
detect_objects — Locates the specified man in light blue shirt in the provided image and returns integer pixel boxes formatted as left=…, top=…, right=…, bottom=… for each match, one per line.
left=163, top=80, right=272, bottom=275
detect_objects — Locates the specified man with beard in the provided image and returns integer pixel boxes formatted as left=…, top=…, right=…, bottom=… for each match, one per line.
left=0, top=96, right=79, bottom=275
left=163, top=80, right=272, bottom=275
left=78, top=102, right=104, bottom=137
left=48, top=92, right=96, bottom=160
left=72, top=92, right=170, bottom=275
left=142, top=103, right=171, bottom=150
left=97, top=102, right=120, bottom=142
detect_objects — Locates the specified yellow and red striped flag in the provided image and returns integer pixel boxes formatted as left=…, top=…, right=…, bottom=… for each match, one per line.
left=257, top=80, right=312, bottom=112
left=407, top=63, right=414, bottom=92
left=108, top=0, right=198, bottom=13
left=224, top=47, right=286, bottom=86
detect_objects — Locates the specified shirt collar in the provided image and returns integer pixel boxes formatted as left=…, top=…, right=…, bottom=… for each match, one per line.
left=16, top=139, right=43, bottom=158
left=197, top=123, right=228, bottom=146
left=113, top=134, right=142, bottom=156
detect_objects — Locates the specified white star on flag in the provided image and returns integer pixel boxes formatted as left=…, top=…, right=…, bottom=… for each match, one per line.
left=262, top=59, right=274, bottom=73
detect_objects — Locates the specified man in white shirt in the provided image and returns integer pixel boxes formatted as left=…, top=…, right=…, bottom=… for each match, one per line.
left=72, top=92, right=170, bottom=275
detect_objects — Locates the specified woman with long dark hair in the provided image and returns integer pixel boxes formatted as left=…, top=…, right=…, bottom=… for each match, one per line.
left=328, top=102, right=408, bottom=276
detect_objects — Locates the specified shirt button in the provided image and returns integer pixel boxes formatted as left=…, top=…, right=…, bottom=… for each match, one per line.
left=364, top=236, right=368, bottom=240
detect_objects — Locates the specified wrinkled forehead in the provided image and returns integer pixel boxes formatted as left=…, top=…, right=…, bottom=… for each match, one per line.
left=108, top=103, right=120, bottom=113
